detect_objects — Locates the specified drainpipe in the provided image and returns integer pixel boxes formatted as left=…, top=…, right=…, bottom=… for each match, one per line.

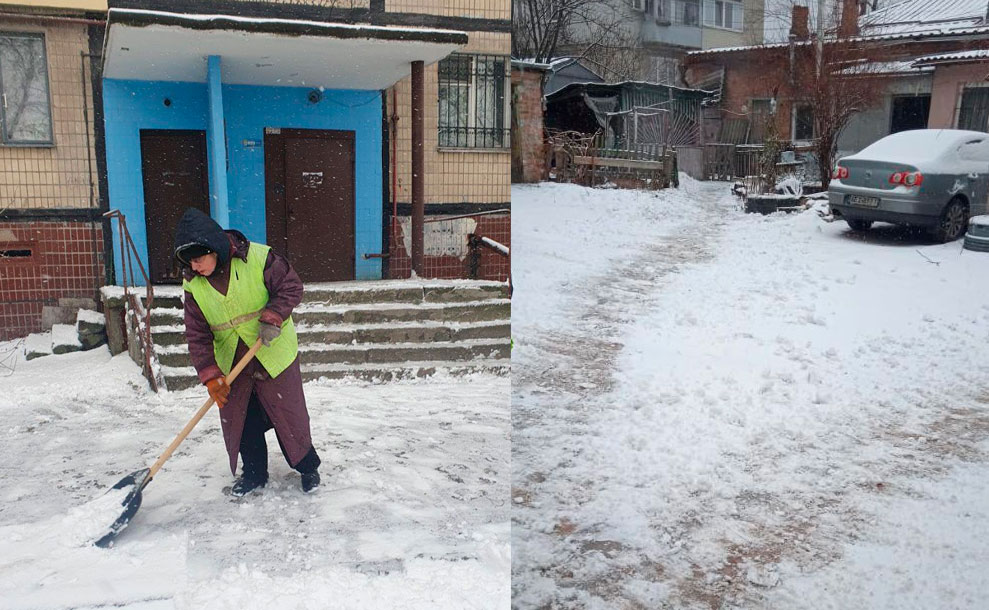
left=411, top=60, right=424, bottom=276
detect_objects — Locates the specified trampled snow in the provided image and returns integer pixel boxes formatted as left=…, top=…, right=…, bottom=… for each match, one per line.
left=0, top=345, right=509, bottom=609
left=512, top=178, right=989, bottom=608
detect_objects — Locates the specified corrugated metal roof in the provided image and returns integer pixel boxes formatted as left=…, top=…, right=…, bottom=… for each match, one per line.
left=690, top=0, right=988, bottom=58
left=687, top=25, right=989, bottom=58
left=860, top=0, right=986, bottom=34
left=913, top=48, right=989, bottom=65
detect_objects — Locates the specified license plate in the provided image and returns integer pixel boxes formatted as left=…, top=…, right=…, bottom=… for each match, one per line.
left=847, top=195, right=880, bottom=208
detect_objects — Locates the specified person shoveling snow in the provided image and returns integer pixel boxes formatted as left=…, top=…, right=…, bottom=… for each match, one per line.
left=173, top=208, right=322, bottom=497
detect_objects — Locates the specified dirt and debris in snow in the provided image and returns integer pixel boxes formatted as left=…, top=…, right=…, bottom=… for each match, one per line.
left=511, top=178, right=989, bottom=609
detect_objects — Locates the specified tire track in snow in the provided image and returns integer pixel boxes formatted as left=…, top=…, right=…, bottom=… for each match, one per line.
left=512, top=181, right=732, bottom=608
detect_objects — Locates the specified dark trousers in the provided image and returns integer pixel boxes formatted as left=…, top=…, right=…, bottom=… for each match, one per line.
left=240, top=391, right=320, bottom=480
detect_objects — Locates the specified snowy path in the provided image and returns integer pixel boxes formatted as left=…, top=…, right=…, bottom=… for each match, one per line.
left=0, top=348, right=509, bottom=609
left=512, top=180, right=989, bottom=609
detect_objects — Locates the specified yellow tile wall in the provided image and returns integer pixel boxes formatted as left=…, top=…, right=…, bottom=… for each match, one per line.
left=226, top=0, right=371, bottom=7
left=386, top=0, right=509, bottom=20
left=0, top=19, right=99, bottom=210
left=387, top=32, right=511, bottom=205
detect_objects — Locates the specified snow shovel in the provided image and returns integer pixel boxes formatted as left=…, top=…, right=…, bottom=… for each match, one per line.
left=94, top=338, right=263, bottom=548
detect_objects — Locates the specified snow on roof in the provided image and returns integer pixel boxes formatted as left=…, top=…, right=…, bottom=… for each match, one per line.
left=859, top=0, right=986, bottom=37
left=109, top=8, right=469, bottom=38
left=836, top=59, right=934, bottom=76
left=689, top=0, right=989, bottom=60
left=689, top=24, right=989, bottom=58
left=511, top=59, right=552, bottom=71
left=913, top=49, right=989, bottom=66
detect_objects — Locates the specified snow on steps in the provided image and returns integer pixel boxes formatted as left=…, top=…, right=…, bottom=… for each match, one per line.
left=142, top=280, right=511, bottom=390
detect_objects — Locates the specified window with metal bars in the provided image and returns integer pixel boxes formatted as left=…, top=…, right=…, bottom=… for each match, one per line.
left=438, top=53, right=510, bottom=150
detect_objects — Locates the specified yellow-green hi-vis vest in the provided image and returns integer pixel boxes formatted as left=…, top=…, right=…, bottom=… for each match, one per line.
left=183, top=242, right=298, bottom=379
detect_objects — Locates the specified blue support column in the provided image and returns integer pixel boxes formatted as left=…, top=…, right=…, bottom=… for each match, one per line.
left=206, top=55, right=230, bottom=228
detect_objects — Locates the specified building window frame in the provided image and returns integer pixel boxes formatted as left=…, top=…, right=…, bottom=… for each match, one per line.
left=0, top=31, right=55, bottom=147
left=437, top=52, right=511, bottom=151
left=955, top=82, right=989, bottom=133
left=703, top=0, right=744, bottom=33
left=672, top=0, right=702, bottom=27
left=791, top=102, right=816, bottom=143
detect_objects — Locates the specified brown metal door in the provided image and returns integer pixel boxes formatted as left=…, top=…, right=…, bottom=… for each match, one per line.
left=265, top=129, right=355, bottom=282
left=140, top=130, right=210, bottom=284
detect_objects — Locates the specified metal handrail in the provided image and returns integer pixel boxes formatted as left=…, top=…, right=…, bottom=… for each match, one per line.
left=467, top=232, right=512, bottom=297
left=103, top=210, right=160, bottom=392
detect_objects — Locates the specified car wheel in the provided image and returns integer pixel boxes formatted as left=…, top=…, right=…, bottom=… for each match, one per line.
left=846, top=219, right=873, bottom=232
left=934, top=197, right=968, bottom=243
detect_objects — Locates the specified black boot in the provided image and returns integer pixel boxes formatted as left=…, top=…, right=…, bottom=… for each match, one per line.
left=301, top=470, right=320, bottom=493
left=231, top=472, right=268, bottom=497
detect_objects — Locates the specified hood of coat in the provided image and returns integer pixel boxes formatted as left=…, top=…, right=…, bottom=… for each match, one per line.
left=173, top=208, right=231, bottom=268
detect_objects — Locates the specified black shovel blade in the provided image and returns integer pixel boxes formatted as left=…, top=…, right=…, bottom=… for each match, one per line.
left=94, top=468, right=150, bottom=548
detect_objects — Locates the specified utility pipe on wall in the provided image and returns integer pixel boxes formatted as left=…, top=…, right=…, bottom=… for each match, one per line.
left=411, top=60, right=424, bottom=276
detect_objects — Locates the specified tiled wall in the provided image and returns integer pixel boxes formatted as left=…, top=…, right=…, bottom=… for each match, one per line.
left=0, top=221, right=104, bottom=340
left=388, top=214, right=510, bottom=281
left=386, top=0, right=510, bottom=20
left=387, top=31, right=512, bottom=206
left=0, top=19, right=100, bottom=210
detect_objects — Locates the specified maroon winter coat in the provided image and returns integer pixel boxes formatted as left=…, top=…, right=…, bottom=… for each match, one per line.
left=183, top=231, right=314, bottom=475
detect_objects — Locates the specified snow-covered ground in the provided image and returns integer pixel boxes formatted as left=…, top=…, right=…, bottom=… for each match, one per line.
left=0, top=346, right=509, bottom=609
left=512, top=179, right=989, bottom=608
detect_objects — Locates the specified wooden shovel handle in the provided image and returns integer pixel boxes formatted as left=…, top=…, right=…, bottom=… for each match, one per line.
left=146, top=338, right=263, bottom=480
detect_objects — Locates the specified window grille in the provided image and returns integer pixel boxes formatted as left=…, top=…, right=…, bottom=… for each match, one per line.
left=0, top=32, right=54, bottom=145
left=438, top=53, right=510, bottom=149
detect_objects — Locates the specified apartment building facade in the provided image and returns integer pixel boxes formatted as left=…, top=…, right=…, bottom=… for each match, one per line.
left=631, top=0, right=765, bottom=84
left=1, top=0, right=510, bottom=339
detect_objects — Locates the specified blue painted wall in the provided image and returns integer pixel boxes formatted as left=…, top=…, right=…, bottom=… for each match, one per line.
left=102, top=78, right=383, bottom=284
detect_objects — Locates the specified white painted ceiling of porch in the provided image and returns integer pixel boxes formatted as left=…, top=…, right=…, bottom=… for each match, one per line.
left=104, top=23, right=463, bottom=90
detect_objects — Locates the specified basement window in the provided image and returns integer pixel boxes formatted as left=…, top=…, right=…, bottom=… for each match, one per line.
left=0, top=247, right=33, bottom=259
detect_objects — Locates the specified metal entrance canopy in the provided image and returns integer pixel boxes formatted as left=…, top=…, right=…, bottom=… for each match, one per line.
left=102, top=8, right=468, bottom=90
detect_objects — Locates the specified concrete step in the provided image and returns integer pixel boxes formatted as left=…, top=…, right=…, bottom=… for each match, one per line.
left=149, top=299, right=511, bottom=327
left=155, top=338, right=509, bottom=369
left=140, top=280, right=509, bottom=310
left=150, top=320, right=510, bottom=347
left=161, top=359, right=510, bottom=391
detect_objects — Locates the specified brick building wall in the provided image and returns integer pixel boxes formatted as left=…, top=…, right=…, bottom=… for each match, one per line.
left=0, top=221, right=104, bottom=339
left=0, top=13, right=105, bottom=340
left=686, top=37, right=989, bottom=141
left=511, top=66, right=546, bottom=184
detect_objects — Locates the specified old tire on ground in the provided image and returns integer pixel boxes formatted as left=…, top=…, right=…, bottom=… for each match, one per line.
left=933, top=197, right=968, bottom=243
left=846, top=219, right=873, bottom=232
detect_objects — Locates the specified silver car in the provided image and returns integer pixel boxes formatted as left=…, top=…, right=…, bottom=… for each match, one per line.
left=829, top=129, right=989, bottom=242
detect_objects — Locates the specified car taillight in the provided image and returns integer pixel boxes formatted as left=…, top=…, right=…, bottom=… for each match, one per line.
left=832, top=166, right=849, bottom=179
left=890, top=171, right=923, bottom=186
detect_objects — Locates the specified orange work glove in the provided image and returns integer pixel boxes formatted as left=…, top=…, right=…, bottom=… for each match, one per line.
left=205, top=377, right=230, bottom=407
